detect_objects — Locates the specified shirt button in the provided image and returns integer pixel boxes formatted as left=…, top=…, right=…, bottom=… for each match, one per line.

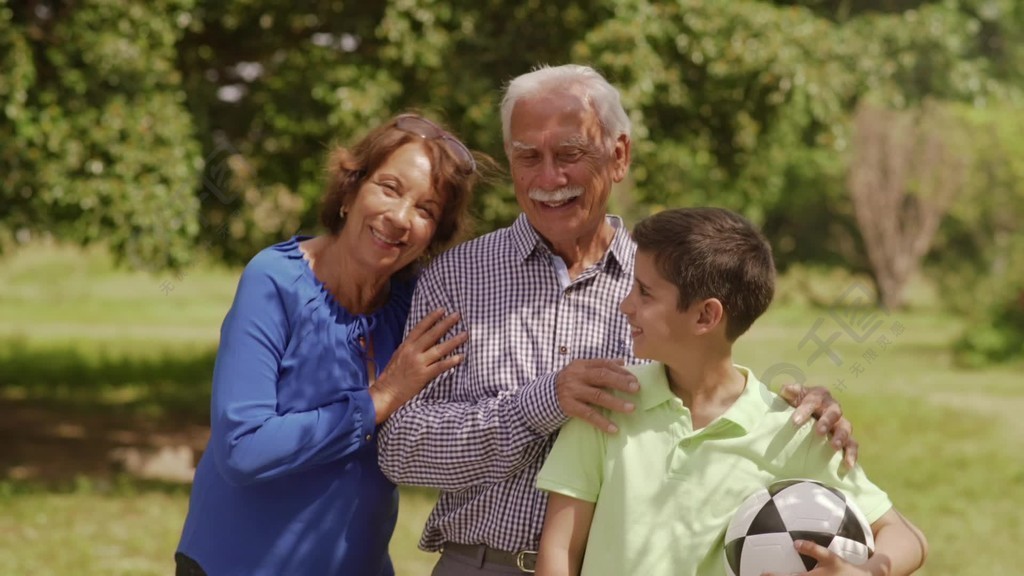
left=365, top=434, right=373, bottom=441
left=558, top=346, right=568, bottom=355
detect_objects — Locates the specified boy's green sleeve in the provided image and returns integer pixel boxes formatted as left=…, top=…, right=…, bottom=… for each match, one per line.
left=536, top=417, right=607, bottom=503
left=800, top=434, right=893, bottom=523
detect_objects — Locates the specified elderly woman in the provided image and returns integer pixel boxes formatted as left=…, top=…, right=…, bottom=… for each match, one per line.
left=175, top=114, right=485, bottom=576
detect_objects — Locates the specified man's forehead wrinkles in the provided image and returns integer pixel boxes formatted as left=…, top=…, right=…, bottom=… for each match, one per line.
left=561, top=135, right=589, bottom=147
left=509, top=135, right=590, bottom=151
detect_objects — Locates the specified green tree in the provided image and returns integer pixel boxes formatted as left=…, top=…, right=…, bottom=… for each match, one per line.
left=178, top=0, right=612, bottom=262
left=177, top=1, right=403, bottom=262
left=847, top=100, right=967, bottom=310
left=0, top=0, right=201, bottom=269
left=927, top=103, right=1024, bottom=365
left=2, top=0, right=1022, bottom=275
left=576, top=0, right=1010, bottom=273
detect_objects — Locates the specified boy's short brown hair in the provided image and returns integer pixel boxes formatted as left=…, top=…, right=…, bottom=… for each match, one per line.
left=632, top=207, right=775, bottom=341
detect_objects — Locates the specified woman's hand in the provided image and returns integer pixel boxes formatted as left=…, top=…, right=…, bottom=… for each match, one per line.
left=370, top=308, right=468, bottom=423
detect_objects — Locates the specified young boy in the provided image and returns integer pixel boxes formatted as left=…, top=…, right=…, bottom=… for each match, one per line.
left=535, top=207, right=927, bottom=576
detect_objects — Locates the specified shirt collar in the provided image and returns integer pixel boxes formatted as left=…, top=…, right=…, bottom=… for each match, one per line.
left=604, top=217, right=634, bottom=276
left=634, top=362, right=769, bottom=434
left=634, top=362, right=677, bottom=411
left=510, top=213, right=633, bottom=277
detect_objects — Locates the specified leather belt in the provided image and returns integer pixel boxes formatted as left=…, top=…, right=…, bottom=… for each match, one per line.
left=442, top=542, right=538, bottom=573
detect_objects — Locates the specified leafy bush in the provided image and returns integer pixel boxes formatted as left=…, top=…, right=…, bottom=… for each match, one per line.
left=954, top=286, right=1024, bottom=367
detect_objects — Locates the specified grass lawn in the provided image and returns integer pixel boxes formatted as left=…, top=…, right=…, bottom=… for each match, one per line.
left=2, top=242, right=1022, bottom=574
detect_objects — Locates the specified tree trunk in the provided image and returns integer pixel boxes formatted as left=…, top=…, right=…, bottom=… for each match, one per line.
left=847, top=101, right=966, bottom=310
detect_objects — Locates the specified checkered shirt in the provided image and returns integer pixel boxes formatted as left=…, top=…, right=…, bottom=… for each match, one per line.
left=378, top=213, right=640, bottom=553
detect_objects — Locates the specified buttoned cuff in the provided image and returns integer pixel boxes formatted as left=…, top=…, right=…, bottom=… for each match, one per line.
left=519, top=373, right=569, bottom=435
left=354, top=388, right=379, bottom=444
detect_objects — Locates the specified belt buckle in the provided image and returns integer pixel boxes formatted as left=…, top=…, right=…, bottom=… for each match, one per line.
left=516, top=550, right=537, bottom=573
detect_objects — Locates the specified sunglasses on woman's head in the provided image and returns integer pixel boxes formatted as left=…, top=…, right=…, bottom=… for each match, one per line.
left=396, top=115, right=477, bottom=174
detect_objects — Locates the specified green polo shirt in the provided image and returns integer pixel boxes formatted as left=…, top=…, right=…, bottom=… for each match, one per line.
left=537, top=363, right=892, bottom=576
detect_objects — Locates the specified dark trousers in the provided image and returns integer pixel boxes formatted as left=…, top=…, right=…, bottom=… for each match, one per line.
left=175, top=553, right=208, bottom=576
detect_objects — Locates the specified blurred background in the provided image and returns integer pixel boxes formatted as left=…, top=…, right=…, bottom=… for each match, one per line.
left=0, top=0, right=1021, bottom=574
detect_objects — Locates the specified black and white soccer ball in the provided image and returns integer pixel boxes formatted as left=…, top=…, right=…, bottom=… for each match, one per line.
left=723, top=479, right=875, bottom=576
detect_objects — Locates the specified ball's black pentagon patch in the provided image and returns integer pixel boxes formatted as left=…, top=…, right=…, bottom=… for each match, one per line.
left=789, top=530, right=837, bottom=571
left=747, top=498, right=787, bottom=535
left=766, top=479, right=803, bottom=497
left=836, top=503, right=870, bottom=544
left=724, top=536, right=745, bottom=575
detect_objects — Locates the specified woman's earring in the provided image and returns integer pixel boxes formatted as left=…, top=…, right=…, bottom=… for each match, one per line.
left=339, top=206, right=348, bottom=219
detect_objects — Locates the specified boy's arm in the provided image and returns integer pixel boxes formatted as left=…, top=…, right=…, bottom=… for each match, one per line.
left=536, top=493, right=595, bottom=576
left=766, top=508, right=928, bottom=576
left=862, top=509, right=928, bottom=575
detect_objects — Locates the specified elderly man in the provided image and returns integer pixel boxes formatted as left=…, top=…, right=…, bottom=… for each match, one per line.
left=378, top=64, right=855, bottom=576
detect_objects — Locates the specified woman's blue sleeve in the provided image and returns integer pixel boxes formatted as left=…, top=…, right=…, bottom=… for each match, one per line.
left=207, top=258, right=377, bottom=486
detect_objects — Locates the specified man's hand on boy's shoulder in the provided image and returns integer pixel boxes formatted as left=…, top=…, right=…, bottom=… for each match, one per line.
left=781, top=383, right=859, bottom=468
left=555, top=358, right=639, bottom=434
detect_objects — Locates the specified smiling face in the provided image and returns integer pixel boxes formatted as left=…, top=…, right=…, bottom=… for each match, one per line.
left=619, top=250, right=700, bottom=363
left=341, top=142, right=445, bottom=278
left=506, top=90, right=630, bottom=254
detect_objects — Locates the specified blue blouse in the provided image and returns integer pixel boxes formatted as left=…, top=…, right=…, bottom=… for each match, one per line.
left=177, top=237, right=412, bottom=576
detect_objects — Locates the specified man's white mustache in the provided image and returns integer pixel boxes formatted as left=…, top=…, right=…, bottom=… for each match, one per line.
left=528, top=186, right=584, bottom=203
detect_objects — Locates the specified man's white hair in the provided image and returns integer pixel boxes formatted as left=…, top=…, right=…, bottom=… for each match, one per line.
left=500, top=64, right=631, bottom=147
